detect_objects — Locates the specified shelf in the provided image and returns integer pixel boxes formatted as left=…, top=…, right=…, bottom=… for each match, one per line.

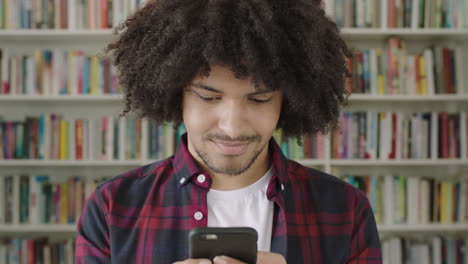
left=348, top=94, right=468, bottom=102
left=331, top=159, right=468, bottom=166
left=0, top=224, right=76, bottom=233
left=1, top=159, right=466, bottom=167
left=0, top=29, right=114, bottom=41
left=378, top=224, right=468, bottom=233
left=2, top=223, right=468, bottom=234
left=2, top=94, right=468, bottom=103
left=1, top=28, right=468, bottom=41
left=340, top=28, right=468, bottom=40
left=0, top=159, right=326, bottom=167
left=0, top=94, right=123, bottom=102
left=0, top=160, right=144, bottom=167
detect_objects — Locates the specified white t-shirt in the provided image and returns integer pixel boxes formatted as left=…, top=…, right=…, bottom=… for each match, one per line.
left=207, top=167, right=274, bottom=252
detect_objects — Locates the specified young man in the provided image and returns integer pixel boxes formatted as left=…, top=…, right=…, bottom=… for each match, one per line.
left=75, top=0, right=382, bottom=263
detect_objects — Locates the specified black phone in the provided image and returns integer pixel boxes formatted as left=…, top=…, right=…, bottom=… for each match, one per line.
left=188, top=227, right=258, bottom=264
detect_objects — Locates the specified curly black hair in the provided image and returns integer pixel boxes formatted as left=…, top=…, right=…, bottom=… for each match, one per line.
left=105, top=0, right=351, bottom=138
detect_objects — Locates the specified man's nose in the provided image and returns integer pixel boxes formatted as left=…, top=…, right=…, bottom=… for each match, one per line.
left=217, top=100, right=247, bottom=139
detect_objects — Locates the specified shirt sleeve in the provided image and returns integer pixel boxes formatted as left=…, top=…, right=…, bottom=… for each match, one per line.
left=75, top=187, right=112, bottom=264
left=347, top=189, right=382, bottom=264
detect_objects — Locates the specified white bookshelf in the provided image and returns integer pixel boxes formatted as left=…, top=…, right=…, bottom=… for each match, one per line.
left=1, top=27, right=468, bottom=238
left=2, top=94, right=468, bottom=102
left=3, top=223, right=468, bottom=235
left=1, top=28, right=468, bottom=41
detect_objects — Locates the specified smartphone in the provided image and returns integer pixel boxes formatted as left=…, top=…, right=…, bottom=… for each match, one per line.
left=189, top=227, right=258, bottom=264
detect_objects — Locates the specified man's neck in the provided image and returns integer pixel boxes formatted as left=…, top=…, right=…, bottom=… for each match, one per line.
left=210, top=154, right=270, bottom=191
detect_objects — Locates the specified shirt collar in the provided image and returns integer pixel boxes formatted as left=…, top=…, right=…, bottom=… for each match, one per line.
left=173, top=133, right=290, bottom=197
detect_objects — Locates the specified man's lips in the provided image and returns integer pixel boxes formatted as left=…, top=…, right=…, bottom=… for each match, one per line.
left=212, top=140, right=250, bottom=155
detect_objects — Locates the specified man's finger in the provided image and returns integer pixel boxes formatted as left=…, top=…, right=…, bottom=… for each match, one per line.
left=172, top=259, right=212, bottom=264
left=213, top=255, right=247, bottom=264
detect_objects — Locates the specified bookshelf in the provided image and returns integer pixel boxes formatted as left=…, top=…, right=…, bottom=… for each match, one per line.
left=1, top=0, right=468, bottom=263
left=1, top=27, right=467, bottom=227
left=1, top=22, right=468, bottom=228
left=4, top=223, right=468, bottom=235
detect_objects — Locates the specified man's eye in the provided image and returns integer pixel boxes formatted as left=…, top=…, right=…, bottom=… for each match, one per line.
left=198, top=95, right=220, bottom=101
left=250, top=98, right=272, bottom=103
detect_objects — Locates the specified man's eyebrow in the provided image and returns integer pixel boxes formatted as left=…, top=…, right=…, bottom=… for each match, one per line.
left=191, top=83, right=223, bottom=93
left=191, top=83, right=273, bottom=95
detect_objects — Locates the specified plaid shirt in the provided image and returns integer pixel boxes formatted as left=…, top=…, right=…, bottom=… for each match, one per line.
left=75, top=134, right=382, bottom=263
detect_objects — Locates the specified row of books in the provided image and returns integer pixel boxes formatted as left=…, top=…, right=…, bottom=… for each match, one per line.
left=273, top=130, right=325, bottom=160
left=0, top=114, right=187, bottom=161
left=1, top=235, right=465, bottom=264
left=0, top=113, right=330, bottom=161
left=0, top=49, right=122, bottom=95
left=323, top=0, right=468, bottom=29
left=383, top=236, right=468, bottom=264
left=0, top=174, right=109, bottom=225
left=346, top=38, right=465, bottom=95
left=0, top=238, right=74, bottom=264
left=0, top=0, right=147, bottom=30
left=333, top=111, right=468, bottom=160
left=343, top=174, right=468, bottom=225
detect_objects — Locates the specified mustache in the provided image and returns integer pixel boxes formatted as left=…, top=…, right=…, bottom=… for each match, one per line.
left=205, top=134, right=261, bottom=142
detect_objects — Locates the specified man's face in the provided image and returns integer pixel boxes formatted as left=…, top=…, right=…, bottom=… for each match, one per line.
left=182, top=65, right=283, bottom=176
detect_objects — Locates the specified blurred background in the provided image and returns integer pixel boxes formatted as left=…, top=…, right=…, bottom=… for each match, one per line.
left=0, top=0, right=467, bottom=263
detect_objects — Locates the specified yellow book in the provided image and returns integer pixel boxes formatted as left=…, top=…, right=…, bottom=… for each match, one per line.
left=440, top=182, right=447, bottom=223
left=60, top=120, right=67, bottom=160
left=34, top=50, right=44, bottom=94
left=60, top=182, right=68, bottom=224
left=376, top=48, right=385, bottom=95
left=374, top=177, right=382, bottom=224
left=446, top=182, right=453, bottom=224
left=90, top=56, right=99, bottom=94
left=68, top=51, right=74, bottom=95
left=419, top=55, right=427, bottom=95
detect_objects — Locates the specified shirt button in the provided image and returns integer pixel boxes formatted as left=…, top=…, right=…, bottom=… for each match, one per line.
left=194, top=211, right=204, bottom=221
left=180, top=177, right=186, bottom=184
left=197, top=174, right=206, bottom=183
left=281, top=184, right=285, bottom=191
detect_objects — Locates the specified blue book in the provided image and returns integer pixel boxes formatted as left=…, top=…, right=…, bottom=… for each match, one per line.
left=38, top=114, right=45, bottom=159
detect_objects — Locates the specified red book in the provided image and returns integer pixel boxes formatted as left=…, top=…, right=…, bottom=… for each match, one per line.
left=75, top=120, right=83, bottom=160
left=77, top=52, right=84, bottom=95
left=439, top=112, right=449, bottom=158
left=61, top=0, right=68, bottom=29
left=388, top=0, right=395, bottom=28
left=345, top=57, right=353, bottom=93
left=389, top=113, right=397, bottom=159
left=27, top=239, right=36, bottom=264
left=442, top=48, right=454, bottom=94
left=101, top=0, right=109, bottom=29
left=415, top=54, right=421, bottom=94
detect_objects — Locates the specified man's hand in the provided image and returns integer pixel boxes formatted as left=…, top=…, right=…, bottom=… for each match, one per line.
left=173, top=252, right=286, bottom=264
